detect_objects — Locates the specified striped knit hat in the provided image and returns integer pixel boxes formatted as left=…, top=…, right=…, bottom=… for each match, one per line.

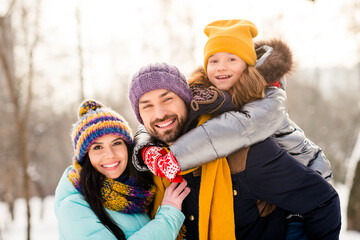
left=71, top=99, right=133, bottom=163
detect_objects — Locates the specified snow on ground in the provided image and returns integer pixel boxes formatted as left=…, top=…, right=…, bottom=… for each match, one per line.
left=0, top=184, right=359, bottom=239
left=0, top=196, right=57, bottom=240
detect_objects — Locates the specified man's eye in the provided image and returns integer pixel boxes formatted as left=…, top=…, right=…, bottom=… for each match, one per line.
left=142, top=104, right=152, bottom=109
left=164, top=97, right=172, bottom=102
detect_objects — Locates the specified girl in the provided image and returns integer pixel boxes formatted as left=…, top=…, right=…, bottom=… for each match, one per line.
left=134, top=19, right=332, bottom=183
left=54, top=99, right=189, bottom=240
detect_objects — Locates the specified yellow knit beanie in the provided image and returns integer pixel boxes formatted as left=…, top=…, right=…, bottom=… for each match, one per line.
left=203, top=19, right=258, bottom=72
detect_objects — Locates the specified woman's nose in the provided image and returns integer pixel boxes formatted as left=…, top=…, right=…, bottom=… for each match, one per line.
left=104, top=147, right=116, bottom=158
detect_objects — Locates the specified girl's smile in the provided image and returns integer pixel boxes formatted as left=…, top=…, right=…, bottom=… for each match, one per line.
left=207, top=52, right=247, bottom=91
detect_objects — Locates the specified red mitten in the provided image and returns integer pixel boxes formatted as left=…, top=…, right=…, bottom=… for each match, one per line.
left=141, top=146, right=183, bottom=182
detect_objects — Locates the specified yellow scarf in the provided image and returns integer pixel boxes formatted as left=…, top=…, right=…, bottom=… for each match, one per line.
left=151, top=114, right=235, bottom=240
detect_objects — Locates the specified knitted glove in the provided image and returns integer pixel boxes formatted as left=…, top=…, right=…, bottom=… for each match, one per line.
left=141, top=146, right=183, bottom=183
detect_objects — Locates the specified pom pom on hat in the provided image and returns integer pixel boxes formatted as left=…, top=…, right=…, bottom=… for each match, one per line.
left=78, top=99, right=104, bottom=117
left=203, top=19, right=258, bottom=72
left=71, top=99, right=133, bottom=163
left=129, top=62, right=192, bottom=124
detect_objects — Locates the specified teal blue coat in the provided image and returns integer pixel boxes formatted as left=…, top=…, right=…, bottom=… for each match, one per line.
left=54, top=166, right=185, bottom=240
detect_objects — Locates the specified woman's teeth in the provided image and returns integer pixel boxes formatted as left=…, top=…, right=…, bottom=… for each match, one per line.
left=103, top=162, right=119, bottom=168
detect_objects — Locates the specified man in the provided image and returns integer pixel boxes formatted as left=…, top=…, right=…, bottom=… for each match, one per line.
left=128, top=62, right=341, bottom=240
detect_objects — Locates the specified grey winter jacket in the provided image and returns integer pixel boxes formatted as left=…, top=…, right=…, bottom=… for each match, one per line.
left=169, top=85, right=332, bottom=180
left=132, top=39, right=332, bottom=180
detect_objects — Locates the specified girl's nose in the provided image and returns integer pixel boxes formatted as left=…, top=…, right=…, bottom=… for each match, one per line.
left=217, top=61, right=228, bottom=71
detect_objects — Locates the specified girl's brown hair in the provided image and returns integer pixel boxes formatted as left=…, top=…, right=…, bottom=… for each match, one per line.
left=188, top=66, right=267, bottom=107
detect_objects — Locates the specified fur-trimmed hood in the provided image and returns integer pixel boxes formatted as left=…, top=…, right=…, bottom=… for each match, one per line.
left=190, top=39, right=293, bottom=84
left=254, top=39, right=293, bottom=84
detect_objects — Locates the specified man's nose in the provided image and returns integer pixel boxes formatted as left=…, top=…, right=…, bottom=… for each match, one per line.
left=154, top=105, right=168, bottom=119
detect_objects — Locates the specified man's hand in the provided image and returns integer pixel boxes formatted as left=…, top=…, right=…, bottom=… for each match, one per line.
left=162, top=180, right=190, bottom=211
left=141, top=146, right=183, bottom=182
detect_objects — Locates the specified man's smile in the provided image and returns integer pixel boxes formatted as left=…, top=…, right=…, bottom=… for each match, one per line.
left=155, top=118, right=176, bottom=129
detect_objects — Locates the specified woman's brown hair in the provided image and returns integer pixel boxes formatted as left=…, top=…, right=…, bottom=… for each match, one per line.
left=188, top=65, right=267, bottom=107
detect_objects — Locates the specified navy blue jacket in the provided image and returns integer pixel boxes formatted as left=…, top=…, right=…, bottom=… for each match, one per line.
left=182, top=137, right=341, bottom=240
left=131, top=86, right=341, bottom=239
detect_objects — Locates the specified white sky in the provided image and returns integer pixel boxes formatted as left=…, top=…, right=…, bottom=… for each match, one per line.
left=56, top=0, right=357, bottom=69
left=1, top=0, right=359, bottom=107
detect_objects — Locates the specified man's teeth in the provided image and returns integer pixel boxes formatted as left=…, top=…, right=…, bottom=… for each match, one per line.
left=103, top=162, right=119, bottom=168
left=157, top=119, right=174, bottom=128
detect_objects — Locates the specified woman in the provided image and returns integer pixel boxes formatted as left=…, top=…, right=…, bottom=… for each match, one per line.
left=54, top=99, right=189, bottom=240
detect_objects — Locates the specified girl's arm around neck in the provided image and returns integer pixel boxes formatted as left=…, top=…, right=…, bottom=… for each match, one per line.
left=170, top=87, right=287, bottom=171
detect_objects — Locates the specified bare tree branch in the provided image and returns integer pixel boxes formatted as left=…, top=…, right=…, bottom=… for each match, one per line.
left=76, top=3, right=85, bottom=101
left=4, top=0, right=16, bottom=18
left=23, top=0, right=41, bottom=124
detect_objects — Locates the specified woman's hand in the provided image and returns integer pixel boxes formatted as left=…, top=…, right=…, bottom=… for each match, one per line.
left=161, top=180, right=190, bottom=211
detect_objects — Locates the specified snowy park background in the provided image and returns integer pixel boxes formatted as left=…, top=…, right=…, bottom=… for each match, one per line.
left=0, top=185, right=359, bottom=239
left=1, top=0, right=360, bottom=239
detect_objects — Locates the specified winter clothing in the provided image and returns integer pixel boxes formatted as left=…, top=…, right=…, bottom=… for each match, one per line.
left=137, top=86, right=238, bottom=239
left=133, top=87, right=242, bottom=239
left=176, top=88, right=340, bottom=239
left=168, top=39, right=333, bottom=180
left=203, top=19, right=258, bottom=71
left=141, top=146, right=183, bottom=182
left=145, top=147, right=236, bottom=240
left=72, top=99, right=132, bottom=163
left=286, top=222, right=309, bottom=240
left=132, top=87, right=341, bottom=239
left=68, top=160, right=156, bottom=213
left=254, top=39, right=293, bottom=84
left=132, top=86, right=235, bottom=172
left=181, top=138, right=341, bottom=240
left=129, top=62, right=193, bottom=124
left=137, top=86, right=236, bottom=179
left=55, top=166, right=185, bottom=240
left=129, top=33, right=336, bottom=238
left=196, top=114, right=235, bottom=240
left=56, top=99, right=185, bottom=239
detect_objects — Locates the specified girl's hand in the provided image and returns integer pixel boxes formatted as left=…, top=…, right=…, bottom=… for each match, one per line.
left=161, top=180, right=190, bottom=211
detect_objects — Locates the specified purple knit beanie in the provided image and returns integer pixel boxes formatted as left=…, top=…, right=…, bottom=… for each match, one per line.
left=129, top=62, right=193, bottom=124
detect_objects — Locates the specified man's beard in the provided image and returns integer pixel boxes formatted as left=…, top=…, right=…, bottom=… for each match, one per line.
left=148, top=114, right=186, bottom=145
